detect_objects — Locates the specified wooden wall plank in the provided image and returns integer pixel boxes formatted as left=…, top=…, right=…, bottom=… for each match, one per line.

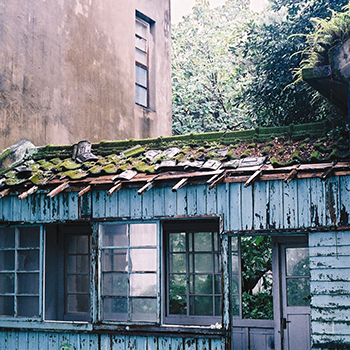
left=325, top=177, right=340, bottom=226
left=131, top=189, right=142, bottom=219
left=229, top=183, right=242, bottom=231
left=164, top=187, right=176, bottom=218
left=297, top=178, right=311, bottom=229
left=118, top=189, right=131, bottom=218
left=79, top=333, right=91, bottom=350
left=253, top=181, right=267, bottom=230
left=176, top=187, right=187, bottom=217
left=283, top=181, right=297, bottom=228
left=310, top=178, right=326, bottom=227
left=196, top=185, right=207, bottom=216
left=142, top=189, right=154, bottom=219
left=217, top=183, right=229, bottom=231
left=112, top=335, right=126, bottom=350
left=241, top=184, right=253, bottom=231
left=339, top=176, right=350, bottom=226
left=187, top=185, right=198, bottom=217
left=206, top=186, right=217, bottom=215
left=153, top=187, right=165, bottom=217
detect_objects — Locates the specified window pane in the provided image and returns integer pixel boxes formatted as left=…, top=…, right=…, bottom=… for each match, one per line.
left=193, top=275, right=213, bottom=294
left=130, top=249, right=156, bottom=271
left=215, top=296, right=222, bottom=316
left=135, top=19, right=148, bottom=38
left=102, top=249, right=127, bottom=272
left=103, top=297, right=127, bottom=321
left=169, top=274, right=186, bottom=294
left=19, top=227, right=40, bottom=248
left=135, top=85, right=147, bottom=107
left=18, top=273, right=39, bottom=294
left=169, top=295, right=186, bottom=315
left=215, top=275, right=222, bottom=294
left=131, top=298, right=156, bottom=322
left=102, top=225, right=128, bottom=247
left=67, top=294, right=89, bottom=313
left=194, top=253, right=213, bottom=273
left=135, top=36, right=147, bottom=52
left=190, top=296, right=213, bottom=316
left=66, top=274, right=89, bottom=293
left=136, top=65, right=147, bottom=88
left=286, top=248, right=309, bottom=276
left=169, top=253, right=186, bottom=273
left=17, top=250, right=39, bottom=271
left=0, top=273, right=14, bottom=293
left=130, top=223, right=156, bottom=246
left=169, top=233, right=186, bottom=252
left=231, top=274, right=239, bottom=294
left=0, top=296, right=14, bottom=316
left=17, top=296, right=39, bottom=317
left=0, top=251, right=15, bottom=270
left=135, top=48, right=147, bottom=66
left=67, top=254, right=89, bottom=273
left=103, top=273, right=128, bottom=296
left=287, top=277, right=310, bottom=306
left=130, top=273, right=157, bottom=296
left=194, top=232, right=213, bottom=251
left=0, top=228, right=15, bottom=248
left=67, top=235, right=89, bottom=254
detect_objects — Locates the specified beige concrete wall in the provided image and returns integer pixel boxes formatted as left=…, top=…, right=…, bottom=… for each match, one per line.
left=0, top=0, right=172, bottom=150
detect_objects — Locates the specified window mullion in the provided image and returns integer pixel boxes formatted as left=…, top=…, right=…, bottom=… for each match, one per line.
left=14, top=228, right=18, bottom=317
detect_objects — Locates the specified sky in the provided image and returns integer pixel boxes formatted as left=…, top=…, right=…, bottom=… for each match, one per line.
left=171, top=0, right=267, bottom=23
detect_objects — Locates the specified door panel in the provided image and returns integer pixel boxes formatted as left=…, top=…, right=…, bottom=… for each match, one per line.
left=281, top=244, right=310, bottom=350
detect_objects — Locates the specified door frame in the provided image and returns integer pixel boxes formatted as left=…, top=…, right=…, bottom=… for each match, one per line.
left=272, top=235, right=309, bottom=350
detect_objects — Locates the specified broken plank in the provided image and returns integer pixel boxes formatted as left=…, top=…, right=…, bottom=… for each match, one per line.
left=107, top=181, right=122, bottom=196
left=244, top=169, right=262, bottom=188
left=47, top=182, right=70, bottom=198
left=78, top=185, right=91, bottom=197
left=138, top=181, right=154, bottom=195
left=18, top=186, right=38, bottom=200
left=0, top=188, right=10, bottom=198
left=172, top=178, right=188, bottom=192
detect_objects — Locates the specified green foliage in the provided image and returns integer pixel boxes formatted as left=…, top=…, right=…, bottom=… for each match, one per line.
left=59, top=343, right=72, bottom=350
left=293, top=4, right=350, bottom=82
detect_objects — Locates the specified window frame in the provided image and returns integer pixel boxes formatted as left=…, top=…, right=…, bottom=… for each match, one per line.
left=98, top=221, right=160, bottom=325
left=0, top=225, right=43, bottom=320
left=162, top=219, right=222, bottom=326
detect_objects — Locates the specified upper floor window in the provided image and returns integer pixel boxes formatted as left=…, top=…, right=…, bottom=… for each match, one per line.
left=135, top=16, right=150, bottom=107
left=163, top=220, right=222, bottom=326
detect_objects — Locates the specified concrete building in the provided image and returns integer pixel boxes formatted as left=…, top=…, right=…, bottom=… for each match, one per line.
left=0, top=0, right=172, bottom=150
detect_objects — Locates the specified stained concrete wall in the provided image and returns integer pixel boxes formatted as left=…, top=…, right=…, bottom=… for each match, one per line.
left=0, top=0, right=172, bottom=150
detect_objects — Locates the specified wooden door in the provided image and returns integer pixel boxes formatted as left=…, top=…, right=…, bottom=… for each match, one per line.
left=280, top=243, right=310, bottom=350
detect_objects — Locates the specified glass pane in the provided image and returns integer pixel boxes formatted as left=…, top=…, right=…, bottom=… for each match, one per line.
left=67, top=254, right=89, bottom=273
left=193, top=275, right=213, bottom=294
left=135, top=19, right=148, bottom=38
left=102, top=249, right=127, bottom=272
left=231, top=274, right=239, bottom=294
left=103, top=297, right=127, bottom=321
left=169, top=274, right=186, bottom=295
left=102, top=273, right=128, bottom=296
left=215, top=296, right=222, bottom=316
left=194, top=253, right=213, bottom=273
left=131, top=298, right=156, bottom=322
left=232, top=252, right=239, bottom=273
left=17, top=250, right=39, bottom=271
left=215, top=274, right=222, bottom=294
left=286, top=248, right=309, bottom=276
left=0, top=228, right=15, bottom=248
left=287, top=277, right=310, bottom=306
left=0, top=250, right=15, bottom=270
left=102, top=225, right=128, bottom=247
left=0, top=296, right=14, bottom=316
left=169, top=294, right=186, bottom=315
left=136, top=65, right=147, bottom=87
left=130, top=249, right=156, bottom=271
left=17, top=296, right=39, bottom=317
left=0, top=273, right=14, bottom=293
left=169, top=253, right=186, bottom=273
left=66, top=294, right=89, bottom=313
left=232, top=295, right=240, bottom=316
left=214, top=254, right=220, bottom=273
left=19, top=227, right=39, bottom=248
left=190, top=296, right=213, bottom=315
left=135, top=48, right=147, bottom=66
left=66, top=275, right=89, bottom=293
left=135, top=36, right=146, bottom=51
left=231, top=237, right=238, bottom=251
left=67, top=235, right=89, bottom=254
left=194, top=232, right=213, bottom=251
left=130, top=273, right=157, bottom=296
left=130, top=223, right=156, bottom=247
left=135, top=85, right=147, bottom=107
left=169, top=233, right=186, bottom=252
left=18, top=273, right=39, bottom=294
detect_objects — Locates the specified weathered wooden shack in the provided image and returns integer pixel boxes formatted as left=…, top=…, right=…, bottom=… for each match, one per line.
left=0, top=122, right=349, bottom=350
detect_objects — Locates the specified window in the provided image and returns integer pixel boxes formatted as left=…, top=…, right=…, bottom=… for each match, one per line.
left=100, top=223, right=158, bottom=323
left=0, top=227, right=41, bottom=318
left=164, top=220, right=221, bottom=326
left=135, top=16, right=150, bottom=107
left=45, top=225, right=91, bottom=321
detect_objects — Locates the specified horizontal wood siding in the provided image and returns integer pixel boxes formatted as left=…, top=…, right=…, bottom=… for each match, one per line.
left=309, top=230, right=350, bottom=347
left=0, top=330, right=224, bottom=350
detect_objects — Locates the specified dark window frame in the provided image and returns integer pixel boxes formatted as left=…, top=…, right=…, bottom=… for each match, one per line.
left=163, top=219, right=222, bottom=326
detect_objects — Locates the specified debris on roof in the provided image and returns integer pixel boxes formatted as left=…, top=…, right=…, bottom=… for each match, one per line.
left=0, top=121, right=348, bottom=198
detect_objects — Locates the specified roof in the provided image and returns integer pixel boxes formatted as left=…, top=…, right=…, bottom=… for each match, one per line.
left=0, top=121, right=349, bottom=199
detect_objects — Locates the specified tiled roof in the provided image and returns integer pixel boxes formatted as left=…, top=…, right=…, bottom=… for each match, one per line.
left=0, top=121, right=349, bottom=198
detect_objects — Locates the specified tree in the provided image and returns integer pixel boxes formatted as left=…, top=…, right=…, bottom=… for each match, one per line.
left=171, top=0, right=253, bottom=135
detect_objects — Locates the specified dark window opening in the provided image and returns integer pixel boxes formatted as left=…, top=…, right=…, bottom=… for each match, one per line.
left=164, top=220, right=221, bottom=326
left=45, top=225, right=91, bottom=322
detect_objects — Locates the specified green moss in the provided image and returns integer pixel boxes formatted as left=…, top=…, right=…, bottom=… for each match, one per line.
left=122, top=145, right=145, bottom=158
left=329, top=148, right=341, bottom=160
left=59, top=159, right=81, bottom=170
left=102, top=164, right=119, bottom=174
left=59, top=169, right=87, bottom=180
left=248, top=143, right=256, bottom=149
left=89, top=165, right=103, bottom=174
left=278, top=148, right=285, bottom=155
left=261, top=146, right=271, bottom=156
left=240, top=149, right=251, bottom=158
left=311, top=150, right=321, bottom=162
left=270, top=157, right=285, bottom=168
left=0, top=148, right=12, bottom=164
left=292, top=150, right=302, bottom=162
left=226, top=150, right=234, bottom=159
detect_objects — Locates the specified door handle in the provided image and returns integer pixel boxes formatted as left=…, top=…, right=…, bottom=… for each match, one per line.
left=282, top=317, right=291, bottom=329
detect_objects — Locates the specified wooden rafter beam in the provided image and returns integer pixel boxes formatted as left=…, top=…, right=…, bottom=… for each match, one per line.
left=0, top=188, right=10, bottom=198
left=47, top=182, right=70, bottom=198
left=138, top=181, right=154, bottom=195
left=244, top=169, right=262, bottom=188
left=78, top=185, right=91, bottom=197
left=208, top=172, right=226, bottom=190
left=172, top=178, right=188, bottom=192
left=107, top=181, right=122, bottom=196
left=18, top=186, right=38, bottom=200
